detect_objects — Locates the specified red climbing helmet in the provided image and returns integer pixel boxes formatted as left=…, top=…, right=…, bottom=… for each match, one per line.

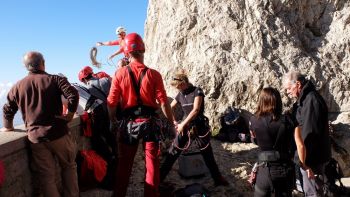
left=78, top=66, right=93, bottom=82
left=124, top=33, right=145, bottom=54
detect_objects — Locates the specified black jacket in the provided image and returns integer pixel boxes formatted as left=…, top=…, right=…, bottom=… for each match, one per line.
left=295, top=80, right=331, bottom=168
left=250, top=114, right=295, bottom=160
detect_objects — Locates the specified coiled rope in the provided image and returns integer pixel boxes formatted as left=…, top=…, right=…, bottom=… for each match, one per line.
left=172, top=128, right=211, bottom=151
left=90, top=47, right=102, bottom=68
left=90, top=46, right=117, bottom=68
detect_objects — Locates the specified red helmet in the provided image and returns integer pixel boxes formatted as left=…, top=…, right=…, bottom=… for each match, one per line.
left=124, top=33, right=145, bottom=54
left=78, top=66, right=93, bottom=82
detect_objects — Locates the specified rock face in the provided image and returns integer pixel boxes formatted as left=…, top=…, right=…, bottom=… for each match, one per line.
left=331, top=112, right=350, bottom=176
left=144, top=0, right=350, bottom=175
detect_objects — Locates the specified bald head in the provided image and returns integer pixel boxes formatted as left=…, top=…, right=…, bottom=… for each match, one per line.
left=23, top=51, right=45, bottom=72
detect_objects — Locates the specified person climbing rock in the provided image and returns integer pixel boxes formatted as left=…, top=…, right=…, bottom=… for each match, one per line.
left=96, top=26, right=129, bottom=66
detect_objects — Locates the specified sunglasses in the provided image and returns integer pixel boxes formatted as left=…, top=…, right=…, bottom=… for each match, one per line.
left=172, top=78, right=183, bottom=81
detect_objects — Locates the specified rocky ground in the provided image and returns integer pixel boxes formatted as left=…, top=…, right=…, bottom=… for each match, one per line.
left=125, top=139, right=260, bottom=197
left=81, top=137, right=350, bottom=197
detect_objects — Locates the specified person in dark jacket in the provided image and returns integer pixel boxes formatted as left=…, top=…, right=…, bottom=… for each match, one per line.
left=1, top=51, right=79, bottom=197
left=160, top=69, right=228, bottom=187
left=78, top=66, right=111, bottom=108
left=283, top=70, right=331, bottom=196
left=250, top=87, right=295, bottom=197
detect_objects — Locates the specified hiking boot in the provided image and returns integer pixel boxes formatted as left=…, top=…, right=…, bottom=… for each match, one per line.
left=214, top=176, right=229, bottom=186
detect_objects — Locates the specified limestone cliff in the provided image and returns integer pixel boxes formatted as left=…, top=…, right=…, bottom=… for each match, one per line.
left=144, top=0, right=350, bottom=175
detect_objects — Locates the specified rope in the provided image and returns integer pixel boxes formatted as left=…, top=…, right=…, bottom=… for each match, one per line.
left=172, top=128, right=211, bottom=151
left=90, top=47, right=102, bottom=68
left=172, top=131, right=192, bottom=151
left=107, top=57, right=117, bottom=68
left=197, top=129, right=210, bottom=138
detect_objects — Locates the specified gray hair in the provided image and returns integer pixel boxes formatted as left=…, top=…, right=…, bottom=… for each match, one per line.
left=283, top=69, right=306, bottom=87
left=23, top=51, right=45, bottom=72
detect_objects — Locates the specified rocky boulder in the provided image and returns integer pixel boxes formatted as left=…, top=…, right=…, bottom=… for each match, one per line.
left=144, top=0, right=350, bottom=175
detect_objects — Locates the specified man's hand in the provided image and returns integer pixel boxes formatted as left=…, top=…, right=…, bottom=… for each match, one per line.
left=96, top=42, right=103, bottom=46
left=0, top=127, right=15, bottom=132
left=306, top=168, right=315, bottom=179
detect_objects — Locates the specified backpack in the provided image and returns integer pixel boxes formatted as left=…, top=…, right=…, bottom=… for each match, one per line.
left=72, top=83, right=117, bottom=190
left=323, top=158, right=349, bottom=196
left=72, top=83, right=104, bottom=113
left=76, top=150, right=107, bottom=191
left=216, top=107, right=249, bottom=142
left=174, top=183, right=210, bottom=197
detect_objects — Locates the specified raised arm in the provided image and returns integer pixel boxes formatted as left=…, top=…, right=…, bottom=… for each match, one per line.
left=109, top=48, right=123, bottom=60
left=96, top=40, right=119, bottom=47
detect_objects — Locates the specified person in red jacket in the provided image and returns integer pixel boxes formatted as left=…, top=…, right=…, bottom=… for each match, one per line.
left=78, top=66, right=111, bottom=82
left=107, top=33, right=174, bottom=197
left=96, top=26, right=129, bottom=66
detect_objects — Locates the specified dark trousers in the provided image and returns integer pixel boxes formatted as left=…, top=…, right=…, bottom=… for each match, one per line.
left=254, top=164, right=293, bottom=197
left=160, top=130, right=222, bottom=182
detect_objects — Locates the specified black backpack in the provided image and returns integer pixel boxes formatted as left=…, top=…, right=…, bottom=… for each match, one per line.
left=72, top=83, right=117, bottom=190
left=216, top=107, right=249, bottom=142
left=174, top=183, right=210, bottom=197
left=323, top=158, right=349, bottom=196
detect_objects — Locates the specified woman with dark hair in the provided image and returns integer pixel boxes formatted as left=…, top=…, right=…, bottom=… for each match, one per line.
left=249, top=87, right=295, bottom=197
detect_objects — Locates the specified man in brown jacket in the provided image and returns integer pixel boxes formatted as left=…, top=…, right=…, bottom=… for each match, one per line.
left=1, top=51, right=79, bottom=197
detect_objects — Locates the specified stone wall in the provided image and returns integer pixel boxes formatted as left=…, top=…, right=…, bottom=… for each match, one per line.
left=0, top=126, right=30, bottom=197
left=0, top=117, right=91, bottom=196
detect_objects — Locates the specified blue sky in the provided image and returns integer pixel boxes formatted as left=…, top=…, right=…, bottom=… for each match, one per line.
left=0, top=0, right=148, bottom=84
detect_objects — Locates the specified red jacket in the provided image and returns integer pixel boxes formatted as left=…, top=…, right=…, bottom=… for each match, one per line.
left=105, top=38, right=126, bottom=56
left=107, top=61, right=168, bottom=110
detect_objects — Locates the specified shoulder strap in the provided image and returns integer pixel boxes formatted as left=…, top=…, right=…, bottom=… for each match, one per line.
left=90, top=84, right=108, bottom=100
left=126, top=65, right=148, bottom=105
left=73, top=83, right=90, bottom=94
